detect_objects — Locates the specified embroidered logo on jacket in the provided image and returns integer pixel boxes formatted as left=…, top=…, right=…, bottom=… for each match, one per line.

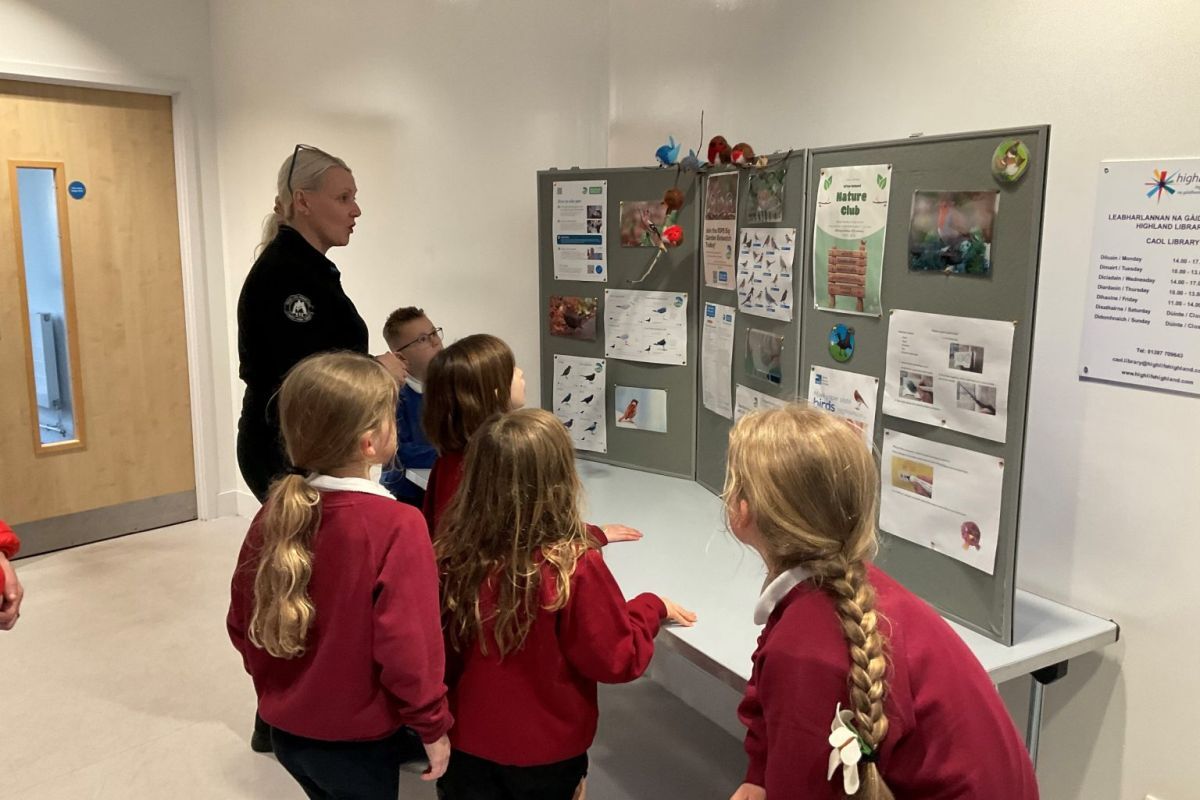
left=284, top=294, right=315, bottom=323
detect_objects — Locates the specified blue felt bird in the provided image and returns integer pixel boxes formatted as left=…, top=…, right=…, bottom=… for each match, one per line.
left=655, top=135, right=681, bottom=167
left=680, top=149, right=704, bottom=171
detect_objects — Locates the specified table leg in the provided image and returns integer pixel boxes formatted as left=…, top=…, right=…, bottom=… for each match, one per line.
left=1025, top=661, right=1069, bottom=768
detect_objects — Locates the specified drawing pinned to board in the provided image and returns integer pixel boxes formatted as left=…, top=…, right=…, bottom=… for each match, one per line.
left=736, top=227, right=796, bottom=322
left=991, top=138, right=1030, bottom=183
left=548, top=295, right=598, bottom=341
left=829, top=323, right=856, bottom=363
left=812, top=165, right=891, bottom=316
left=745, top=328, right=784, bottom=385
left=553, top=354, right=607, bottom=453
left=747, top=167, right=786, bottom=224
left=614, top=386, right=668, bottom=433
left=619, top=201, right=680, bottom=247
left=908, top=191, right=999, bottom=276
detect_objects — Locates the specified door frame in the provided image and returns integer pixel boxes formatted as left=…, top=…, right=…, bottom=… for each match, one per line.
left=0, top=60, right=224, bottom=520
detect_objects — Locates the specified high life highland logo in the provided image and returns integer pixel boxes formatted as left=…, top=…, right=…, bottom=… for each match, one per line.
left=1145, top=168, right=1200, bottom=202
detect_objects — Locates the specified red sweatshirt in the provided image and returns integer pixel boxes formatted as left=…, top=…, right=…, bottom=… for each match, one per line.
left=0, top=520, right=19, bottom=559
left=739, top=565, right=1038, bottom=799
left=422, top=450, right=465, bottom=537
left=227, top=477, right=452, bottom=744
left=447, top=539, right=666, bottom=766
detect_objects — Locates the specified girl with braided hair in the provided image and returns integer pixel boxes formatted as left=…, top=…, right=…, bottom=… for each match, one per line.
left=724, top=405, right=1037, bottom=800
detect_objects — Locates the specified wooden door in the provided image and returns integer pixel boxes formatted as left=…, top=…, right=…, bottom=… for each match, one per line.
left=0, top=80, right=196, bottom=555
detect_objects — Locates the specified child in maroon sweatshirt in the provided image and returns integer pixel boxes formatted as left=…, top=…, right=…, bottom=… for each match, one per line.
left=0, top=519, right=23, bottom=630
left=227, top=352, right=452, bottom=799
left=723, top=406, right=1038, bottom=800
left=435, top=409, right=696, bottom=799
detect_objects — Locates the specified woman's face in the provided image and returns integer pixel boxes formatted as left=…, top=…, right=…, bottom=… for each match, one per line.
left=509, top=367, right=526, bottom=409
left=297, top=166, right=360, bottom=250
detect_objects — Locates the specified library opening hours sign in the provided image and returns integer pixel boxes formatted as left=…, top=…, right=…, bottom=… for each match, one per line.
left=1079, top=159, right=1200, bottom=396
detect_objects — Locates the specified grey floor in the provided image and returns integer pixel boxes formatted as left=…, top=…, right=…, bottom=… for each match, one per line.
left=5, top=518, right=746, bottom=799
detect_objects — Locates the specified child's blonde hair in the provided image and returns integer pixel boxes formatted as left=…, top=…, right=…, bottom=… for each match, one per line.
left=725, top=405, right=894, bottom=800
left=436, top=408, right=593, bottom=658
left=249, top=352, right=397, bottom=659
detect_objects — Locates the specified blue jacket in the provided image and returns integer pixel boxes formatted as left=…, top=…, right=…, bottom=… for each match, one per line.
left=382, top=382, right=437, bottom=504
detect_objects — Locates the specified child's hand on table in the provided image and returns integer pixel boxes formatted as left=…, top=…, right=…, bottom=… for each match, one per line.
left=659, top=597, right=697, bottom=627
left=601, top=524, right=643, bottom=543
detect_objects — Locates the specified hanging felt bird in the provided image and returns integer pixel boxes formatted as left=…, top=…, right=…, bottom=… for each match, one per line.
left=663, top=187, right=685, bottom=213
left=731, top=142, right=755, bottom=166
left=708, top=135, right=731, bottom=165
left=619, top=398, right=639, bottom=422
left=680, top=150, right=704, bottom=171
left=655, top=135, right=681, bottom=167
left=662, top=224, right=683, bottom=247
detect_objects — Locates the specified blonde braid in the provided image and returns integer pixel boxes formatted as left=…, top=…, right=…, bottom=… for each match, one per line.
left=819, top=557, right=894, bottom=800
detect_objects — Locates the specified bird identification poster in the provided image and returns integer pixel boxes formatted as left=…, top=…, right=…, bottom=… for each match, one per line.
left=1078, top=159, right=1200, bottom=396
left=736, top=227, right=797, bottom=322
left=807, top=366, right=879, bottom=448
left=879, top=430, right=1004, bottom=575
left=882, top=310, right=1015, bottom=443
left=812, top=164, right=891, bottom=316
left=553, top=355, right=607, bottom=453
left=604, top=289, right=688, bottom=365
left=702, top=302, right=736, bottom=418
left=553, top=180, right=607, bottom=282
left=734, top=384, right=787, bottom=422
left=703, top=172, right=739, bottom=289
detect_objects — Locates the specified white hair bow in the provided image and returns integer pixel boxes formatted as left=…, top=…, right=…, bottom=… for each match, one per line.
left=827, top=704, right=872, bottom=795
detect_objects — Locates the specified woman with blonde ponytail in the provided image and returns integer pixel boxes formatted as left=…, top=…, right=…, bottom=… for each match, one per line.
left=228, top=352, right=451, bottom=797
left=724, top=405, right=1037, bottom=800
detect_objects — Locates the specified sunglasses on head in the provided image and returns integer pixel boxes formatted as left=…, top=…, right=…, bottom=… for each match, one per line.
left=286, top=143, right=320, bottom=195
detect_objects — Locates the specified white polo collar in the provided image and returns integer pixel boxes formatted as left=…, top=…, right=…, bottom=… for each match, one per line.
left=754, top=565, right=813, bottom=625
left=405, top=376, right=424, bottom=394
left=306, top=473, right=395, bottom=499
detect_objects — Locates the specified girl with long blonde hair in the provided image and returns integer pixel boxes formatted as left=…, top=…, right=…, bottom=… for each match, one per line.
left=725, top=405, right=1037, bottom=800
left=435, top=409, right=695, bottom=799
left=227, top=352, right=451, bottom=798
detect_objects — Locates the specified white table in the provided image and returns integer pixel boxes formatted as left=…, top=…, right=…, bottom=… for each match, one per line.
left=579, top=461, right=1118, bottom=765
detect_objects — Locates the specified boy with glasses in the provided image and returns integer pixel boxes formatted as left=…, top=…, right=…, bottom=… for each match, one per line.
left=381, top=307, right=444, bottom=506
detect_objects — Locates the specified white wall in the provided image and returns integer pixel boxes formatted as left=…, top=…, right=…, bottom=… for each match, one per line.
left=609, top=1, right=1200, bottom=798
left=0, top=0, right=235, bottom=514
left=209, top=1, right=611, bottom=503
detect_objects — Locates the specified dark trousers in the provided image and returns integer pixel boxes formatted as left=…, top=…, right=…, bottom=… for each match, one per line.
left=271, top=726, right=428, bottom=800
left=237, top=418, right=286, bottom=503
left=438, top=750, right=588, bottom=800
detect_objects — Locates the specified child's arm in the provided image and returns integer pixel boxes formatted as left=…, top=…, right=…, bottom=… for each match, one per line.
left=558, top=550, right=667, bottom=684
left=226, top=535, right=257, bottom=673
left=373, top=512, right=453, bottom=744
left=737, top=658, right=769, bottom=790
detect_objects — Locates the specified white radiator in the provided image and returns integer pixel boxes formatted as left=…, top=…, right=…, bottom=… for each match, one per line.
left=30, top=312, right=62, bottom=410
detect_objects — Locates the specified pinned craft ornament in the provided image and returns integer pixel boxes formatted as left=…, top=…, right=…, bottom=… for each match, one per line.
left=827, top=704, right=872, bottom=796
left=662, top=187, right=685, bottom=213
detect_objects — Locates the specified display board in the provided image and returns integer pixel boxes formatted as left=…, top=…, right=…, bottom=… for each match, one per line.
left=537, top=126, right=1049, bottom=644
left=695, top=154, right=808, bottom=493
left=537, top=167, right=701, bottom=479
left=800, top=126, right=1050, bottom=643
